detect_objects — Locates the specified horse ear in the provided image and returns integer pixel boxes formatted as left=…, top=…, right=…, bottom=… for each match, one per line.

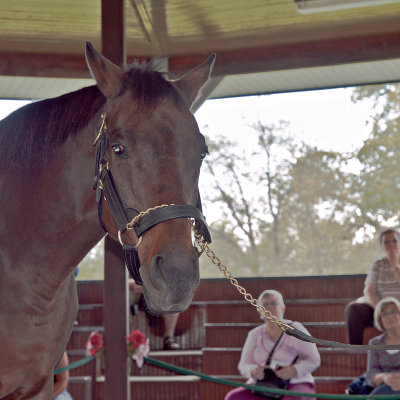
left=175, top=54, right=216, bottom=110
left=85, top=42, right=124, bottom=98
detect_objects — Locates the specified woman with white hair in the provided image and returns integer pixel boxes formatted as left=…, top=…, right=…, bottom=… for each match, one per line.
left=224, top=289, right=321, bottom=400
left=366, top=297, right=400, bottom=396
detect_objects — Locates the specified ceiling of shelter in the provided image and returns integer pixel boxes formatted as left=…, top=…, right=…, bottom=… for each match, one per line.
left=0, top=0, right=400, bottom=100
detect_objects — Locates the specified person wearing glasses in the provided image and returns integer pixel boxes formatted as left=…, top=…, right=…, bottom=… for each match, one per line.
left=346, top=229, right=400, bottom=344
left=224, top=289, right=320, bottom=400
left=366, top=297, right=400, bottom=396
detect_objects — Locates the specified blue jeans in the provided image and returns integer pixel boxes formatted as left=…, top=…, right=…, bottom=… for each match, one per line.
left=54, top=390, right=73, bottom=400
left=370, top=383, right=400, bottom=396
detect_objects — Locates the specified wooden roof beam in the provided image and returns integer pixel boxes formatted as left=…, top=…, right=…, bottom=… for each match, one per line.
left=1, top=31, right=399, bottom=80
left=0, top=52, right=89, bottom=78
left=169, top=31, right=400, bottom=76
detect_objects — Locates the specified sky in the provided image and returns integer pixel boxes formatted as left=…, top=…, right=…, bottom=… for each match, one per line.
left=195, top=87, right=374, bottom=154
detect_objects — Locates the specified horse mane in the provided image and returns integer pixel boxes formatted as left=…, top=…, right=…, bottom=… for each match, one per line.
left=0, top=85, right=105, bottom=169
left=0, top=65, right=182, bottom=169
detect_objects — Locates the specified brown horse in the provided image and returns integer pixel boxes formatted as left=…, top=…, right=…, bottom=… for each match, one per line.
left=0, top=43, right=215, bottom=399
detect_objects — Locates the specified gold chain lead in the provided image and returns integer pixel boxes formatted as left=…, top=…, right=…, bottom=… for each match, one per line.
left=192, top=226, right=294, bottom=333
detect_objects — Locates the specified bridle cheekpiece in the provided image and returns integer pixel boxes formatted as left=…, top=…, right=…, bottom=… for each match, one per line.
left=92, top=113, right=212, bottom=284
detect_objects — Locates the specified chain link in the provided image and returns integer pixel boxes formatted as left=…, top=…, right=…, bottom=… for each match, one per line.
left=126, top=204, right=175, bottom=231
left=127, top=211, right=289, bottom=331
left=192, top=226, right=294, bottom=333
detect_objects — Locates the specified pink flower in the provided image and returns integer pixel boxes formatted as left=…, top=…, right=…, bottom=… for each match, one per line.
left=126, top=330, right=146, bottom=350
left=86, top=331, right=104, bottom=356
left=131, top=339, right=150, bottom=368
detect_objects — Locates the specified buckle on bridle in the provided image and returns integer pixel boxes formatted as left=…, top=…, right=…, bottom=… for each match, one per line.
left=93, top=113, right=107, bottom=146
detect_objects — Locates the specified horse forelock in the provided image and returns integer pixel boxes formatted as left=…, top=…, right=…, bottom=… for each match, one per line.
left=124, top=65, right=183, bottom=110
left=0, top=85, right=106, bottom=169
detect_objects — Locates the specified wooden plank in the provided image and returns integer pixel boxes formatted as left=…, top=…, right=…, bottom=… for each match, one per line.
left=0, top=51, right=89, bottom=78
left=101, top=0, right=125, bottom=66
left=204, top=322, right=347, bottom=347
left=203, top=299, right=351, bottom=323
left=2, top=30, right=400, bottom=80
left=169, top=31, right=400, bottom=76
left=193, top=275, right=365, bottom=301
left=104, top=236, right=130, bottom=400
left=101, top=0, right=128, bottom=398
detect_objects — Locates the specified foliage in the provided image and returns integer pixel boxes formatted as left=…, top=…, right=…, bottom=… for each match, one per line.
left=76, top=239, right=104, bottom=281
left=352, top=84, right=400, bottom=225
left=199, top=109, right=396, bottom=278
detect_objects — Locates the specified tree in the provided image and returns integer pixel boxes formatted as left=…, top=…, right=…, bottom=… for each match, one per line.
left=257, top=144, right=363, bottom=275
left=203, top=136, right=262, bottom=273
left=202, top=122, right=296, bottom=274
left=352, top=84, right=400, bottom=228
left=76, top=239, right=104, bottom=280
left=254, top=121, right=294, bottom=261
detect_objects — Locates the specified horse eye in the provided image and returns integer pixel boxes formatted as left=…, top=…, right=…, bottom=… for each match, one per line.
left=112, top=144, right=125, bottom=155
left=200, top=150, right=208, bottom=160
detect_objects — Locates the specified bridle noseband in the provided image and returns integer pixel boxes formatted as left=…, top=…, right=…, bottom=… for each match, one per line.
left=93, top=113, right=212, bottom=284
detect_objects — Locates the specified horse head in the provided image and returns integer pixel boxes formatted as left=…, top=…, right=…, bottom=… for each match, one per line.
left=85, top=43, right=215, bottom=313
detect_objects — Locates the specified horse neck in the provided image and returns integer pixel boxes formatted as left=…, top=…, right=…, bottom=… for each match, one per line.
left=1, top=117, right=104, bottom=284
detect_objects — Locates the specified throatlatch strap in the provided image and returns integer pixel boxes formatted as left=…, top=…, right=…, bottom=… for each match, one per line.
left=100, top=168, right=131, bottom=233
left=123, top=244, right=142, bottom=285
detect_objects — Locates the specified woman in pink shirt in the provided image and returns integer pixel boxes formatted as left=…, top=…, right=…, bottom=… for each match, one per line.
left=225, top=289, right=321, bottom=400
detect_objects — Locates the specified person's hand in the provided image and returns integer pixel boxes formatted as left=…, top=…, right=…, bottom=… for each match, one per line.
left=384, top=372, right=400, bottom=391
left=275, top=365, right=297, bottom=380
left=251, top=365, right=265, bottom=381
left=128, top=278, right=143, bottom=294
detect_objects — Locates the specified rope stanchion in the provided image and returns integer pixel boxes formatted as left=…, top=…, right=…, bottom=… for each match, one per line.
left=54, top=355, right=94, bottom=375
left=144, top=356, right=400, bottom=399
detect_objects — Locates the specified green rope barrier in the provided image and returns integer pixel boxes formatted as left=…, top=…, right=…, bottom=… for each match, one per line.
left=54, top=355, right=94, bottom=375
left=52, top=354, right=400, bottom=399
left=144, top=357, right=400, bottom=400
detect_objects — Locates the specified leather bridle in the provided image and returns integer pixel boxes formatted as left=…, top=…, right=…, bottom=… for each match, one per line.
left=93, top=113, right=211, bottom=284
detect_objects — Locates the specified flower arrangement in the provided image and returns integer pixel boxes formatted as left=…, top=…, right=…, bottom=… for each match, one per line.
left=126, top=330, right=149, bottom=368
left=86, top=330, right=149, bottom=368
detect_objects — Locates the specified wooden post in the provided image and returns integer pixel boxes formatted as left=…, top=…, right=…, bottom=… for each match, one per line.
left=104, top=236, right=130, bottom=400
left=101, top=0, right=129, bottom=399
left=102, top=0, right=125, bottom=65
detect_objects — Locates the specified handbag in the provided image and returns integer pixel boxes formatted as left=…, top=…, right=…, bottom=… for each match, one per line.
left=345, top=374, right=373, bottom=395
left=252, top=332, right=298, bottom=399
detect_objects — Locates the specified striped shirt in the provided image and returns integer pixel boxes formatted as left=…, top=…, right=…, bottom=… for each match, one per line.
left=364, top=258, right=400, bottom=301
left=366, top=333, right=400, bottom=386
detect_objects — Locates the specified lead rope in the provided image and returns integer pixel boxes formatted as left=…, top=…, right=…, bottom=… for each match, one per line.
left=192, top=224, right=400, bottom=350
left=192, top=225, right=293, bottom=333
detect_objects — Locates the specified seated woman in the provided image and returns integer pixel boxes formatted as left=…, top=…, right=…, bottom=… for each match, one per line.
left=366, top=297, right=400, bottom=396
left=346, top=229, right=400, bottom=344
left=224, top=289, right=321, bottom=400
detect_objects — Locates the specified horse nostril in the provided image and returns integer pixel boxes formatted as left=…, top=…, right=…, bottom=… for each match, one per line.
left=149, top=254, right=167, bottom=289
